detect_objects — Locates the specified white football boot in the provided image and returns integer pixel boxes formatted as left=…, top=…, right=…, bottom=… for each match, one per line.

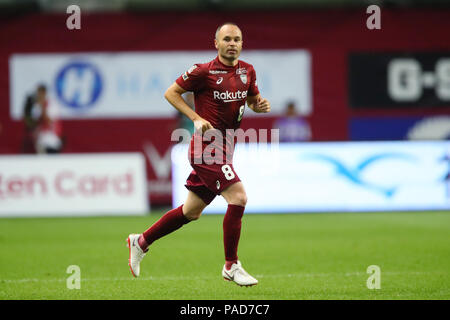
left=127, top=234, right=146, bottom=277
left=222, top=260, right=258, bottom=287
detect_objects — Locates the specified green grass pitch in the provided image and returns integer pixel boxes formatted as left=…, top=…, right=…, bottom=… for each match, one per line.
left=0, top=211, right=449, bottom=300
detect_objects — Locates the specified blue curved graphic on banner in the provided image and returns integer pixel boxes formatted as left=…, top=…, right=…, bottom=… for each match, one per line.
left=441, top=153, right=450, bottom=183
left=55, top=61, right=102, bottom=110
left=300, top=153, right=417, bottom=197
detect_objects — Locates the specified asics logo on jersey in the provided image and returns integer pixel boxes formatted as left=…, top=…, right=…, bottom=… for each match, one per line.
left=213, top=90, right=247, bottom=102
left=216, top=77, right=223, bottom=84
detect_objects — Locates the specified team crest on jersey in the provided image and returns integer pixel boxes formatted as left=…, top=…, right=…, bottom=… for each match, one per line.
left=216, top=180, right=220, bottom=190
left=240, top=74, right=247, bottom=84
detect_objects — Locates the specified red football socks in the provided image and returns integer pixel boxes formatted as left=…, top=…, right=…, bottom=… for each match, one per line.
left=223, top=204, right=245, bottom=270
left=139, top=203, right=245, bottom=269
left=137, top=234, right=149, bottom=252
left=140, top=205, right=191, bottom=251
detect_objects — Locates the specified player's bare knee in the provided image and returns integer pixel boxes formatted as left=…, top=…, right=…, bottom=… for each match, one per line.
left=183, top=208, right=202, bottom=221
left=188, top=213, right=202, bottom=221
left=231, top=192, right=247, bottom=207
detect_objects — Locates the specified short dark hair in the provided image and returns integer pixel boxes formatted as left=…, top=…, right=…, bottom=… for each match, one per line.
left=37, top=83, right=47, bottom=92
left=215, top=22, right=240, bottom=40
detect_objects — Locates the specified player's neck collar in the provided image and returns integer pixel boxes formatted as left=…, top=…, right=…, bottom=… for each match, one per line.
left=215, top=56, right=239, bottom=69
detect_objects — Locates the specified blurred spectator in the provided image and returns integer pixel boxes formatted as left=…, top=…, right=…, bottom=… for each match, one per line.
left=273, top=102, right=311, bottom=142
left=22, top=84, right=63, bottom=154
left=21, top=84, right=43, bottom=153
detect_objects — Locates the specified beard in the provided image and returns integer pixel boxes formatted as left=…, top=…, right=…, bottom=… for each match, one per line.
left=220, top=49, right=240, bottom=61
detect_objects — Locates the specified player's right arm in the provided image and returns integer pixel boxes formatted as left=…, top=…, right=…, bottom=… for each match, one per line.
left=164, top=82, right=213, bottom=133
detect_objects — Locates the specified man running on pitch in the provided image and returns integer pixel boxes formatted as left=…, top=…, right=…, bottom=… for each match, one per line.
left=127, top=22, right=271, bottom=286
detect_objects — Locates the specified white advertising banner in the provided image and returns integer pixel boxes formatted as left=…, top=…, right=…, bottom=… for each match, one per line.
left=9, top=50, right=311, bottom=119
left=171, top=141, right=450, bottom=213
left=0, top=153, right=148, bottom=217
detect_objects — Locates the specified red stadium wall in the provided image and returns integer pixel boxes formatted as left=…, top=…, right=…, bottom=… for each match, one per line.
left=1, top=9, right=450, bottom=204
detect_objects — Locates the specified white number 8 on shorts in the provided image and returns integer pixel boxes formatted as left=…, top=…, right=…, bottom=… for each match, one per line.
left=221, top=164, right=235, bottom=180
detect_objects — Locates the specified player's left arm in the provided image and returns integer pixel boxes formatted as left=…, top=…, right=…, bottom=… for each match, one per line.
left=247, top=94, right=271, bottom=113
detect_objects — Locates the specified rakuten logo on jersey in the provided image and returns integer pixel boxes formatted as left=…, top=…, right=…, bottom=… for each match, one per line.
left=213, top=90, right=247, bottom=102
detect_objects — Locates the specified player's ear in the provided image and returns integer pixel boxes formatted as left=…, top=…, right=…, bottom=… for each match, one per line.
left=214, top=38, right=219, bottom=49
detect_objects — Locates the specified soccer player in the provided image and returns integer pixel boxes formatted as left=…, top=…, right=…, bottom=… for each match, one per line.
left=127, top=22, right=271, bottom=286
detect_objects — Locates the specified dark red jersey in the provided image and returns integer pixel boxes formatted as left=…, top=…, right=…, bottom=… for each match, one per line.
left=176, top=56, right=259, bottom=199
left=176, top=56, right=259, bottom=134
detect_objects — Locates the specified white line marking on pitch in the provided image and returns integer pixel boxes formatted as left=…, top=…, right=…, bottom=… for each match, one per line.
left=0, top=271, right=442, bottom=284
